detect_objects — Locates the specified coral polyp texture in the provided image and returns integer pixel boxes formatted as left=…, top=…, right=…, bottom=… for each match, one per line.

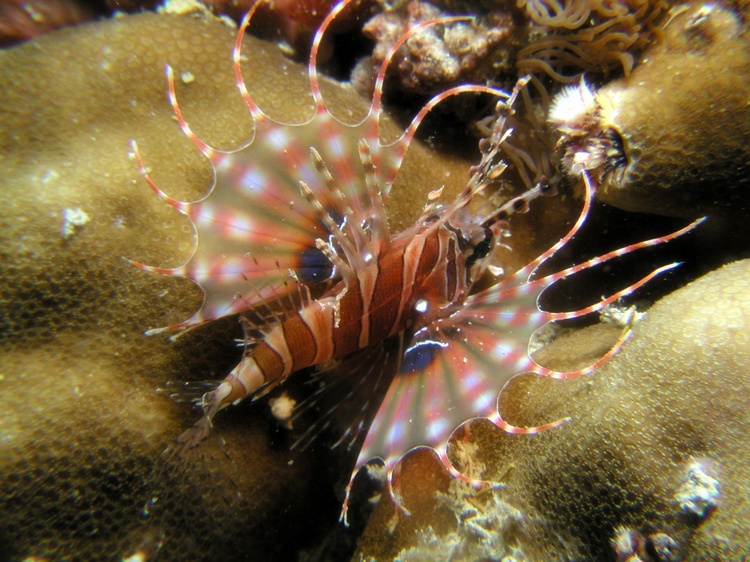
left=1, top=1, right=749, bottom=562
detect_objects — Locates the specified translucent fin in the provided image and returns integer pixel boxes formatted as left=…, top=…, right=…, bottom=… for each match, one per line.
left=129, top=1, right=508, bottom=334
left=290, top=333, right=406, bottom=453
left=343, top=172, right=705, bottom=521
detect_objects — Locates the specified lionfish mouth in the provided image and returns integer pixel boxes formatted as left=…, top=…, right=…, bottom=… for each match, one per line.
left=130, top=0, right=704, bottom=533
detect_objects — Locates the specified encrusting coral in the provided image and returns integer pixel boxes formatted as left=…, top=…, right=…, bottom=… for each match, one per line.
left=356, top=259, right=750, bottom=560
left=358, top=0, right=514, bottom=95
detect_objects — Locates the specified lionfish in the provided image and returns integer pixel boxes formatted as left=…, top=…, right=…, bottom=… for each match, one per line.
left=130, top=0, right=699, bottom=523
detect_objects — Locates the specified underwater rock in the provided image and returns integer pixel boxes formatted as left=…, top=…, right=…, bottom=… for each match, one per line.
left=356, top=259, right=750, bottom=560
left=358, top=0, right=514, bottom=95
left=0, top=10, right=508, bottom=560
left=572, top=2, right=750, bottom=219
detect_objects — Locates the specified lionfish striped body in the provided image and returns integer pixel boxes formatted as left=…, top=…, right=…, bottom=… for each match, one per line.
left=131, top=0, right=700, bottom=522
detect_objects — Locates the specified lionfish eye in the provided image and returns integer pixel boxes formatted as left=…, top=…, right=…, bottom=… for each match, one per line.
left=469, top=228, right=494, bottom=263
left=471, top=238, right=492, bottom=261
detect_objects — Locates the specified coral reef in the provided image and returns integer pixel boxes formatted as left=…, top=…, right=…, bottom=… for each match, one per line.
left=354, top=0, right=667, bottom=105
left=2, top=1, right=749, bottom=561
left=0, top=10, right=502, bottom=560
left=356, top=259, right=750, bottom=560
left=393, top=481, right=529, bottom=561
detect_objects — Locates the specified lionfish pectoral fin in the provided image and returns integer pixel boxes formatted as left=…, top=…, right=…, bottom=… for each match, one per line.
left=524, top=216, right=706, bottom=380
left=489, top=385, right=573, bottom=436
left=291, top=334, right=405, bottom=454
left=340, top=261, right=577, bottom=523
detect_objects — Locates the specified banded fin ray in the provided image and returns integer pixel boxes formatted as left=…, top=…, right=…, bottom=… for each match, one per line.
left=130, top=1, right=509, bottom=335
left=348, top=170, right=705, bottom=512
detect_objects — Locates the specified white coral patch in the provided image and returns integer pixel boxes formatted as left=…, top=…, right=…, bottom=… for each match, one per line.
left=676, top=459, right=720, bottom=518
left=61, top=207, right=90, bottom=239
left=269, top=392, right=296, bottom=429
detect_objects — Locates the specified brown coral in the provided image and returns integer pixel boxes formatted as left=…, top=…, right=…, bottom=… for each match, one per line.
left=585, top=2, right=750, bottom=220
